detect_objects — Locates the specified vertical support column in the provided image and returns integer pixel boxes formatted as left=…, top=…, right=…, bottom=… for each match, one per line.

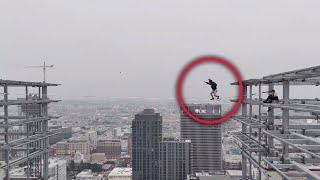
left=242, top=85, right=248, bottom=180
left=26, top=86, right=30, bottom=180
left=267, top=83, right=275, bottom=156
left=248, top=85, right=253, bottom=180
left=258, top=83, right=262, bottom=180
left=4, top=85, right=9, bottom=180
left=42, top=85, right=49, bottom=179
left=282, top=80, right=290, bottom=160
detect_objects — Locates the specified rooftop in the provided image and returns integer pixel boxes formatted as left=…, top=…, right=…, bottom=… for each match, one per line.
left=0, top=79, right=60, bottom=87
left=108, top=168, right=132, bottom=176
left=182, top=104, right=222, bottom=115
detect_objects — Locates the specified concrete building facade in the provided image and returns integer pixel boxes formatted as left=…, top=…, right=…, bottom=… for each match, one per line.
left=96, top=139, right=121, bottom=158
left=180, top=104, right=223, bottom=174
left=159, top=138, right=191, bottom=180
left=55, top=140, right=90, bottom=156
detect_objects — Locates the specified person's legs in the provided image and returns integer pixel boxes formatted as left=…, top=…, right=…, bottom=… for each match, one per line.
left=263, top=95, right=273, bottom=103
left=213, top=90, right=219, bottom=99
left=210, top=91, right=214, bottom=100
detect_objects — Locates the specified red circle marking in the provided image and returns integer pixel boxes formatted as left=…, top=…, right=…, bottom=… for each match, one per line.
left=177, top=56, right=243, bottom=124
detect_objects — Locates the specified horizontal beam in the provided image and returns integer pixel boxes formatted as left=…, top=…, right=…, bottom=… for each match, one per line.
left=260, top=115, right=317, bottom=119
left=284, top=172, right=307, bottom=177
left=263, top=130, right=320, bottom=159
left=263, top=66, right=320, bottom=79
left=0, top=149, right=50, bottom=169
left=0, top=79, right=60, bottom=87
left=0, top=129, right=61, bottom=149
left=0, top=115, right=59, bottom=120
left=264, top=103, right=320, bottom=114
left=263, top=158, right=292, bottom=180
left=0, top=99, right=60, bottom=106
left=0, top=117, right=52, bottom=128
left=290, top=161, right=320, bottom=180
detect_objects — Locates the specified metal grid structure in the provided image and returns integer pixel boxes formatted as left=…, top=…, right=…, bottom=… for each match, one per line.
left=230, top=66, right=320, bottom=180
left=0, top=80, right=60, bottom=180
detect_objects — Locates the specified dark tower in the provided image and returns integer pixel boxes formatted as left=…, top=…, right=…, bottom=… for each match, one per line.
left=132, top=109, right=162, bottom=180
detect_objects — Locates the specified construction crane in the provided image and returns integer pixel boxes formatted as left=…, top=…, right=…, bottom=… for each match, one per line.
left=25, top=62, right=54, bottom=83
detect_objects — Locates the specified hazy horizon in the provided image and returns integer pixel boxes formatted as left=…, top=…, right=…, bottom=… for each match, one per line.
left=1, top=0, right=320, bottom=100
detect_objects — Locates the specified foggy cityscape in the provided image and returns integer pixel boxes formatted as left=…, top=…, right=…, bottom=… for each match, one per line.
left=1, top=1, right=320, bottom=180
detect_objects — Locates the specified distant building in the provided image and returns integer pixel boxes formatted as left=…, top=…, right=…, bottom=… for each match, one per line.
left=112, top=127, right=122, bottom=139
left=226, top=170, right=242, bottom=180
left=96, top=139, right=121, bottom=159
left=159, top=138, right=191, bottom=180
left=223, top=155, right=241, bottom=170
left=180, top=104, right=223, bottom=174
left=73, top=151, right=86, bottom=164
left=54, top=140, right=90, bottom=156
left=91, top=153, right=106, bottom=163
left=87, top=131, right=98, bottom=148
left=48, top=158, right=67, bottom=180
left=132, top=109, right=162, bottom=180
left=76, top=169, right=103, bottom=180
left=49, top=127, right=72, bottom=145
left=187, top=172, right=229, bottom=180
left=108, top=168, right=132, bottom=180
left=127, top=134, right=132, bottom=156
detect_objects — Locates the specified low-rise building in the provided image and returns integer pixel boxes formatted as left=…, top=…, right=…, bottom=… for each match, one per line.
left=54, top=140, right=90, bottom=156
left=76, top=169, right=103, bottom=180
left=108, top=168, right=132, bottom=180
left=91, top=153, right=106, bottom=163
left=96, top=139, right=121, bottom=159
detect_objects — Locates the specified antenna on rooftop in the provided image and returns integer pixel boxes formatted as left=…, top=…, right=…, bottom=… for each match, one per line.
left=25, top=61, right=54, bottom=83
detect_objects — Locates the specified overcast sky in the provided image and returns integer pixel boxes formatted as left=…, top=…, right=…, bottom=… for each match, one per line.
left=1, top=0, right=320, bottom=100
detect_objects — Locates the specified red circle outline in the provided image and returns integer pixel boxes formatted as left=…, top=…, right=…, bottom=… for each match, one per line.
left=177, top=56, right=243, bottom=124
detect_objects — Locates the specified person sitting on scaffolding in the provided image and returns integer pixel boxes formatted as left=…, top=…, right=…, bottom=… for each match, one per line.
left=263, top=90, right=279, bottom=112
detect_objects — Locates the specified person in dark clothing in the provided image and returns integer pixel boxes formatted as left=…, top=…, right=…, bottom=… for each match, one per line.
left=263, top=90, right=279, bottom=111
left=204, top=79, right=220, bottom=100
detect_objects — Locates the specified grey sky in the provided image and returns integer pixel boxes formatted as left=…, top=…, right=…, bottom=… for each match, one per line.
left=1, top=0, right=320, bottom=100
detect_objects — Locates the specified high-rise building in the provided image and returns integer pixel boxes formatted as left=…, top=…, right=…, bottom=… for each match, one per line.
left=159, top=138, right=191, bottom=180
left=180, top=104, right=223, bottom=174
left=132, top=109, right=162, bottom=180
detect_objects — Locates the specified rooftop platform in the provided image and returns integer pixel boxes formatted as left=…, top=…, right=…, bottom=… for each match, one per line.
left=182, top=104, right=222, bottom=115
left=231, top=66, right=320, bottom=86
left=0, top=79, right=60, bottom=87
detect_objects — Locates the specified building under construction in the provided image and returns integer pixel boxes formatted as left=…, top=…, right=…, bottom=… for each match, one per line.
left=230, top=66, right=320, bottom=180
left=0, top=79, right=60, bottom=180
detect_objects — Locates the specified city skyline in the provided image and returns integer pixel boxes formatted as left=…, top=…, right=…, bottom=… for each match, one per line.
left=1, top=1, right=320, bottom=99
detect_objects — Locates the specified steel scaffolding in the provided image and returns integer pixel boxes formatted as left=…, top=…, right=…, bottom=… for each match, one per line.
left=230, top=66, right=320, bottom=180
left=0, top=79, right=60, bottom=180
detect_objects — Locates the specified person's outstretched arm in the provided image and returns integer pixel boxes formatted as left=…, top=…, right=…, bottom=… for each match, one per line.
left=204, top=81, right=210, bottom=85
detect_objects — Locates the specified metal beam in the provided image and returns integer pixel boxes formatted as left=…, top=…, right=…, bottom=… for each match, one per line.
left=0, top=99, right=60, bottom=106
left=263, top=158, right=292, bottom=180
left=263, top=130, right=320, bottom=159
left=290, top=161, right=320, bottom=180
